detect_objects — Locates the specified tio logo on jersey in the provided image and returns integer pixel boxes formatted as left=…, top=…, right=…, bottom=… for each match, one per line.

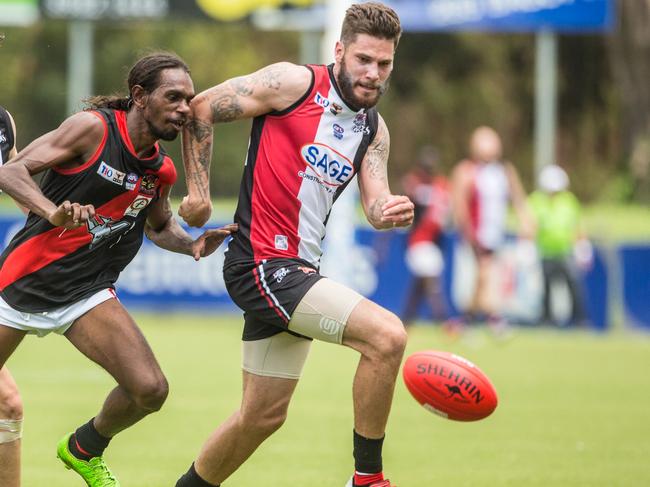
left=300, top=143, right=354, bottom=187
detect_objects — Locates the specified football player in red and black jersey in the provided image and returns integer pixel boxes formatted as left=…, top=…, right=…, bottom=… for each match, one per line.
left=0, top=104, right=24, bottom=487
left=0, top=54, right=236, bottom=486
left=176, top=4, right=412, bottom=487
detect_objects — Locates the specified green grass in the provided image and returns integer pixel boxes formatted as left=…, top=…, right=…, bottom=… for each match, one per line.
left=8, top=315, right=650, bottom=486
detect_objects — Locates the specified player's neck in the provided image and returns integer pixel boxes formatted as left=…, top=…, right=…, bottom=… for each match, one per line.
left=125, top=110, right=157, bottom=159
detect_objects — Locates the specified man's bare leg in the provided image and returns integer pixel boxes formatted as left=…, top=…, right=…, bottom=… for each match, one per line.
left=192, top=372, right=298, bottom=485
left=343, top=299, right=407, bottom=440
left=0, top=326, right=26, bottom=487
left=65, top=298, right=169, bottom=439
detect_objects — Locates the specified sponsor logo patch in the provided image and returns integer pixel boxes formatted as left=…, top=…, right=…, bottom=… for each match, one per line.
left=319, top=316, right=341, bottom=336
left=97, top=161, right=125, bottom=186
left=124, top=195, right=153, bottom=217
left=333, top=123, right=344, bottom=140
left=272, top=267, right=290, bottom=283
left=274, top=235, right=288, bottom=251
left=330, top=102, right=343, bottom=115
left=125, top=172, right=139, bottom=191
left=300, top=143, right=354, bottom=187
left=298, top=266, right=317, bottom=275
left=314, top=92, right=330, bottom=108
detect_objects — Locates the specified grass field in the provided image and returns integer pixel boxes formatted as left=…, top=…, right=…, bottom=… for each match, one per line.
left=8, top=314, right=650, bottom=486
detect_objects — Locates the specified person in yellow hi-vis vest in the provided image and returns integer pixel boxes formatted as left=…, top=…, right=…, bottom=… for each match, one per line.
left=528, top=164, right=593, bottom=327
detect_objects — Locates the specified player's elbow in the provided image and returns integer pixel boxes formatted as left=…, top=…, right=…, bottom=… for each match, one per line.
left=189, top=94, right=214, bottom=124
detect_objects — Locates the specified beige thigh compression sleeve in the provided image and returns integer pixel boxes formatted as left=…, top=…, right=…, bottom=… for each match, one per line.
left=242, top=332, right=312, bottom=380
left=288, top=278, right=364, bottom=344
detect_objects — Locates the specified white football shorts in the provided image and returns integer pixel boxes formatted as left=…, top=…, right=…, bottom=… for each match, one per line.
left=0, top=289, right=116, bottom=337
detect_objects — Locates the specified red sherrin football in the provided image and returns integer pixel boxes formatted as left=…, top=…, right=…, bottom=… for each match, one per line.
left=402, top=350, right=498, bottom=421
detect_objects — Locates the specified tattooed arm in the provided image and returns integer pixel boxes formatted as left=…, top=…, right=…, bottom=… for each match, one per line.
left=358, top=115, right=414, bottom=230
left=180, top=62, right=312, bottom=227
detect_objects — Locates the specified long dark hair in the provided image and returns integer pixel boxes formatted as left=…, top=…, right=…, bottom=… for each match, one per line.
left=84, top=52, right=190, bottom=111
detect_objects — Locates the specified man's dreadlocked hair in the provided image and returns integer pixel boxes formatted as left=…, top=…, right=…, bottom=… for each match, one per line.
left=84, top=52, right=190, bottom=111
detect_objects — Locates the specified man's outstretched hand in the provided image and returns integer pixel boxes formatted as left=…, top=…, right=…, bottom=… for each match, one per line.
left=191, top=223, right=239, bottom=260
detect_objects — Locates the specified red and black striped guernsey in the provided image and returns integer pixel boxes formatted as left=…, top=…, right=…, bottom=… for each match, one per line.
left=0, top=109, right=176, bottom=313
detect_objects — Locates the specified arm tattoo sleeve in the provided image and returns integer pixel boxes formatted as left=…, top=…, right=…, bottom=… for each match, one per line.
left=185, top=118, right=212, bottom=144
left=369, top=196, right=388, bottom=225
left=210, top=93, right=244, bottom=123
left=365, top=123, right=389, bottom=181
left=230, top=76, right=255, bottom=97
left=259, top=66, right=283, bottom=90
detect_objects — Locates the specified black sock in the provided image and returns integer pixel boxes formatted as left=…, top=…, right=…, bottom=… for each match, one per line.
left=353, top=430, right=384, bottom=474
left=69, top=418, right=111, bottom=461
left=176, top=463, right=220, bottom=487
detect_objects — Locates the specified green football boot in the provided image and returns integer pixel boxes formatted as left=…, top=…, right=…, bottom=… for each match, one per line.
left=56, top=432, right=121, bottom=486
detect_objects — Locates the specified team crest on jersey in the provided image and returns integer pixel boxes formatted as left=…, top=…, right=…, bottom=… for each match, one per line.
left=139, top=174, right=158, bottom=196
left=300, top=143, right=354, bottom=188
left=333, top=124, right=344, bottom=140
left=124, top=194, right=153, bottom=217
left=352, top=113, right=369, bottom=134
left=86, top=214, right=135, bottom=250
left=97, top=161, right=126, bottom=186
left=314, top=92, right=330, bottom=108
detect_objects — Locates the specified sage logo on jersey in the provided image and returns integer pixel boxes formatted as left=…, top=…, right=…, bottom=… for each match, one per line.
left=314, top=92, right=330, bottom=108
left=97, top=161, right=125, bottom=186
left=300, top=143, right=354, bottom=187
left=0, top=130, right=6, bottom=144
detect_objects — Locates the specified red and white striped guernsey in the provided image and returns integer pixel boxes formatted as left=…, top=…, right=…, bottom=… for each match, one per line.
left=226, top=64, right=379, bottom=268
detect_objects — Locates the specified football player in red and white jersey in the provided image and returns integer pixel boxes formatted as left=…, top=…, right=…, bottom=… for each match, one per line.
left=451, top=126, right=534, bottom=332
left=177, top=3, right=413, bottom=487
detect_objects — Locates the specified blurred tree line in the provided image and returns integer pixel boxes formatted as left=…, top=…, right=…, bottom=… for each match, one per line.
left=0, top=3, right=647, bottom=203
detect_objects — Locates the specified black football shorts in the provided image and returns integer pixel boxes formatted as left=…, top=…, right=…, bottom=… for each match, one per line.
left=223, top=258, right=323, bottom=341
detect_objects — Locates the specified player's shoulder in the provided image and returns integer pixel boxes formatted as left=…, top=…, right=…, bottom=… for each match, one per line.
left=158, top=154, right=177, bottom=186
left=53, top=110, right=107, bottom=148
left=260, top=62, right=311, bottom=87
left=63, top=110, right=107, bottom=133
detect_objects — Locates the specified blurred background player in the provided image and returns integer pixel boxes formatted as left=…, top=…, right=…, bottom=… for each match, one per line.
left=400, top=145, right=450, bottom=326
left=0, top=104, right=24, bottom=487
left=177, top=3, right=411, bottom=487
left=0, top=54, right=236, bottom=487
left=451, top=126, right=534, bottom=332
left=528, top=164, right=592, bottom=327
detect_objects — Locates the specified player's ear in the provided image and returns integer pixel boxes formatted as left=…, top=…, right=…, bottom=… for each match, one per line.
left=334, top=40, right=345, bottom=64
left=131, top=85, right=148, bottom=109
